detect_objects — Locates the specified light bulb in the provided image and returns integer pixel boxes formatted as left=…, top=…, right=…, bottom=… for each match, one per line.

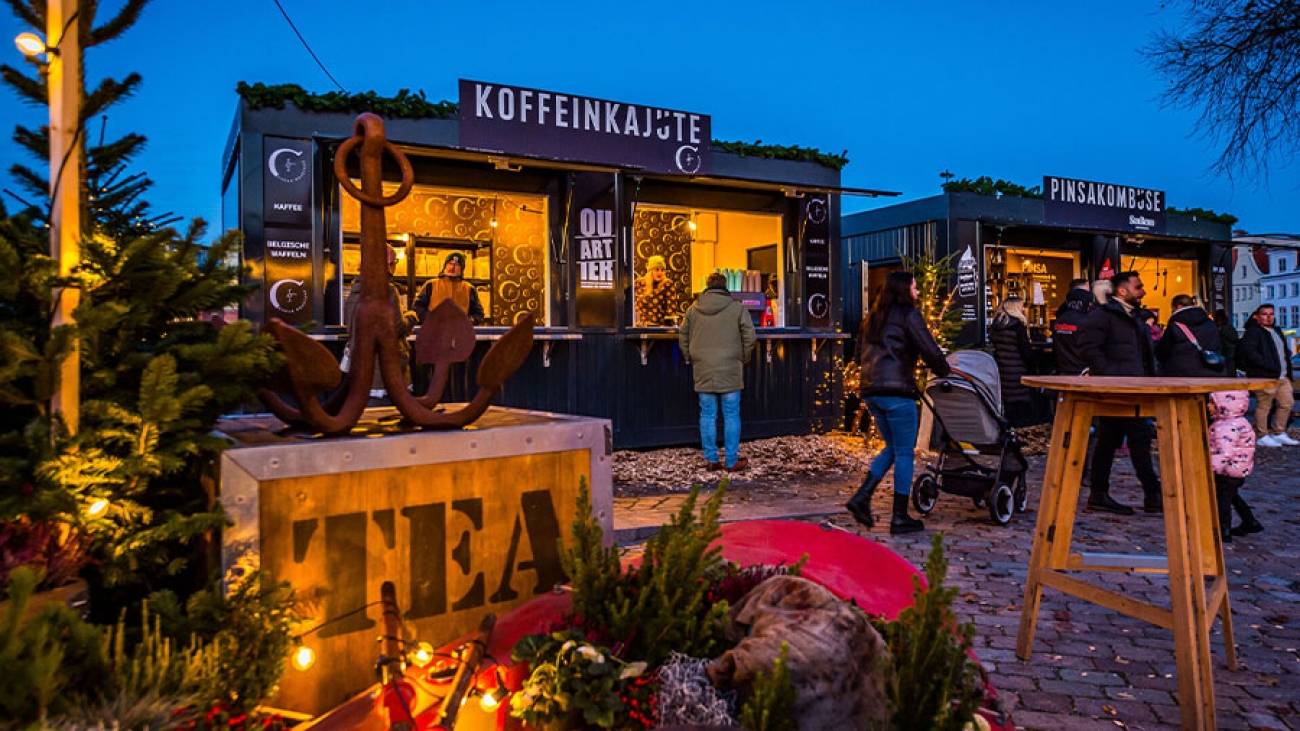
left=479, top=690, right=500, bottom=711
left=86, top=498, right=109, bottom=518
left=411, top=642, right=434, bottom=667
left=687, top=220, right=697, bottom=231
left=490, top=219, right=498, bottom=228
left=14, top=32, right=45, bottom=57
left=293, top=645, right=316, bottom=671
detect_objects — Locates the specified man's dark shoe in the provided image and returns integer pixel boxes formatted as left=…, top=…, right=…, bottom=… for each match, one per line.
left=705, top=462, right=722, bottom=471
left=726, top=457, right=750, bottom=472
left=847, top=472, right=884, bottom=529
left=1230, top=519, right=1264, bottom=537
left=1086, top=494, right=1135, bottom=515
left=1221, top=527, right=1233, bottom=544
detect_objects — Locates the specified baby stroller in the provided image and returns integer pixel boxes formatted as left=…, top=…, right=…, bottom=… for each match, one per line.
left=912, top=350, right=1029, bottom=525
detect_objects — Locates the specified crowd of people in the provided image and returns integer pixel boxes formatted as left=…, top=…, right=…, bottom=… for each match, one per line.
left=846, top=268, right=1294, bottom=540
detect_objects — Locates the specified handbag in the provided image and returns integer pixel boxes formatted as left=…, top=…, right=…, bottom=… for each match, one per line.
left=1173, top=322, right=1225, bottom=370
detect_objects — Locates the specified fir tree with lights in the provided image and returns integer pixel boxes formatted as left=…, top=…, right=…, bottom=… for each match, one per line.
left=0, top=0, right=281, bottom=605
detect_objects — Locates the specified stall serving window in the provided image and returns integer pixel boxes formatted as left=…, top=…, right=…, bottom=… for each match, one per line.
left=1125, top=256, right=1198, bottom=324
left=986, top=247, right=1079, bottom=339
left=340, top=183, right=550, bottom=326
left=631, top=206, right=784, bottom=328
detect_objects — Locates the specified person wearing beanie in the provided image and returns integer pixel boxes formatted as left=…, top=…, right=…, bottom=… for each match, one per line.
left=635, top=254, right=678, bottom=325
left=412, top=251, right=485, bottom=325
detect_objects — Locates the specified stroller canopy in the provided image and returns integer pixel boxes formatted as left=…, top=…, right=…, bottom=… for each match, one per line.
left=941, top=350, right=1002, bottom=409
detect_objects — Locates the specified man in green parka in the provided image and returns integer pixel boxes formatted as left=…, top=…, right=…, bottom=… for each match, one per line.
left=679, top=271, right=758, bottom=471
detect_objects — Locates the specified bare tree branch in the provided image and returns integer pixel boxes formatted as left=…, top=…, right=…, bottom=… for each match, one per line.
left=1142, top=0, right=1300, bottom=180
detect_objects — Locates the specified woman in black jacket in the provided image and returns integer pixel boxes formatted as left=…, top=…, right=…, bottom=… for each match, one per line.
left=847, top=270, right=954, bottom=535
left=989, top=297, right=1034, bottom=425
left=1156, top=295, right=1224, bottom=377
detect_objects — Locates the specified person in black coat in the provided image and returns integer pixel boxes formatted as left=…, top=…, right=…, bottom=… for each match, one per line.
left=1156, top=295, right=1225, bottom=378
left=1076, top=272, right=1162, bottom=515
left=1213, top=309, right=1240, bottom=374
left=1237, top=304, right=1297, bottom=445
left=848, top=270, right=955, bottom=535
left=989, top=296, right=1034, bottom=425
left=1052, top=280, right=1095, bottom=376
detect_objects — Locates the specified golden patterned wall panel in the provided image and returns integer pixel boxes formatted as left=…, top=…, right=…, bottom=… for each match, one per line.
left=342, top=184, right=547, bottom=325
left=633, top=209, right=693, bottom=320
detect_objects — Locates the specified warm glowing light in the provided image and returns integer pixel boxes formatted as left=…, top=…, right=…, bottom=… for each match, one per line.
left=411, top=642, right=434, bottom=667
left=87, top=498, right=109, bottom=518
left=687, top=220, right=698, bottom=231
left=479, top=690, right=500, bottom=711
left=293, top=645, right=316, bottom=671
left=14, top=32, right=45, bottom=57
left=490, top=218, right=498, bottom=228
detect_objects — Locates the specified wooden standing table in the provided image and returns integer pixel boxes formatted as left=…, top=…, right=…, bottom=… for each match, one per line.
left=1014, top=376, right=1277, bottom=731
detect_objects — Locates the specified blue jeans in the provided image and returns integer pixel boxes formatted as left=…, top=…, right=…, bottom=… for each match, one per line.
left=865, top=395, right=919, bottom=495
left=699, top=391, right=742, bottom=467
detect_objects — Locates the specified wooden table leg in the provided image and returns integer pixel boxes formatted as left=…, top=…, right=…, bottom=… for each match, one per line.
left=1156, top=396, right=1215, bottom=730
left=1016, top=395, right=1092, bottom=660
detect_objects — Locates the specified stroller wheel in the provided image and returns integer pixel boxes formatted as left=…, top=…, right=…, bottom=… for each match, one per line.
left=988, top=483, right=1015, bottom=525
left=1014, top=482, right=1028, bottom=512
left=912, top=475, right=939, bottom=515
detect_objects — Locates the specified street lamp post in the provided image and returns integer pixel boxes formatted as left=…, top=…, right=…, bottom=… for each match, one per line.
left=47, top=0, right=82, bottom=433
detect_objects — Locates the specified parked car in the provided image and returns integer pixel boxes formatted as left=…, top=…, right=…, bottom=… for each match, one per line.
left=1292, top=353, right=1300, bottom=396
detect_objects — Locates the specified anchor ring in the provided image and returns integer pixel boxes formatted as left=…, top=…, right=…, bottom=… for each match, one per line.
left=333, top=136, right=414, bottom=207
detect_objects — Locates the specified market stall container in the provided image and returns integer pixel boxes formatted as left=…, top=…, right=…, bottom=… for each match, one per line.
left=223, top=80, right=895, bottom=448
left=841, top=179, right=1234, bottom=352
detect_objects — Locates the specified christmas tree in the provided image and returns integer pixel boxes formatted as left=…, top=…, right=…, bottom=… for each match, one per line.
left=0, top=0, right=282, bottom=606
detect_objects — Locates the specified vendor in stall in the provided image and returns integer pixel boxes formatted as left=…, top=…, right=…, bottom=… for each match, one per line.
left=635, top=254, right=679, bottom=326
left=412, top=252, right=485, bottom=325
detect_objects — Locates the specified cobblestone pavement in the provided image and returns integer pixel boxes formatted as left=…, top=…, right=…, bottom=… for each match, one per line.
left=613, top=432, right=1300, bottom=730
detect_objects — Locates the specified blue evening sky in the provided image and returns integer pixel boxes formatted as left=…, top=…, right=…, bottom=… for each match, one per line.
left=2, top=0, right=1298, bottom=235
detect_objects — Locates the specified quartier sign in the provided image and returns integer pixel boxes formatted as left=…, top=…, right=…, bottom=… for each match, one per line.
left=1043, top=175, right=1166, bottom=234
left=459, top=79, right=712, bottom=175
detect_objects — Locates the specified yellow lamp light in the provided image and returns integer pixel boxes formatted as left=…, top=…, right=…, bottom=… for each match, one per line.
left=292, top=644, right=316, bottom=671
left=479, top=689, right=500, bottom=712
left=86, top=498, right=109, bottom=518
left=14, top=32, right=46, bottom=57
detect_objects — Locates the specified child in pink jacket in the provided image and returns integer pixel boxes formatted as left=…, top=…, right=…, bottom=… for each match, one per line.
left=1209, top=390, right=1264, bottom=541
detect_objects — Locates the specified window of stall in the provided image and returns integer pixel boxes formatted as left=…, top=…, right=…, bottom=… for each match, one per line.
left=985, top=246, right=1079, bottom=339
left=340, top=183, right=550, bottom=326
left=1125, top=255, right=1199, bottom=324
left=631, top=205, right=784, bottom=328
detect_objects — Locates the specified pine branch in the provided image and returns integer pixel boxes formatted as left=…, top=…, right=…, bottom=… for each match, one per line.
left=1, top=0, right=45, bottom=29
left=86, top=0, right=150, bottom=47
left=8, top=163, right=49, bottom=203
left=82, top=74, right=143, bottom=120
left=13, top=124, right=49, bottom=159
left=89, top=134, right=147, bottom=171
left=0, top=64, right=48, bottom=106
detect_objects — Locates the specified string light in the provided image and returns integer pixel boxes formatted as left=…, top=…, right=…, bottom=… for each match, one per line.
left=86, top=498, right=109, bottom=518
left=410, top=642, right=434, bottom=667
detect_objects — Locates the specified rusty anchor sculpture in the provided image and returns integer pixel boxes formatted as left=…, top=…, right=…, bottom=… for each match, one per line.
left=257, top=113, right=534, bottom=434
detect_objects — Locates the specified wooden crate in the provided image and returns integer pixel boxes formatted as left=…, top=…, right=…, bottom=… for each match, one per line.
left=216, top=407, right=613, bottom=715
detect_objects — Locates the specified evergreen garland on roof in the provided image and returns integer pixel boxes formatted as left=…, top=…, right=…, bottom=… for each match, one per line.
left=1166, top=206, right=1238, bottom=226
left=236, top=82, right=458, bottom=119
left=711, top=140, right=849, bottom=170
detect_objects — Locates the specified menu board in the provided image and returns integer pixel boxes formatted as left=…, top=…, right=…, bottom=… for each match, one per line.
left=262, top=136, right=314, bottom=324
left=801, top=196, right=831, bottom=328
